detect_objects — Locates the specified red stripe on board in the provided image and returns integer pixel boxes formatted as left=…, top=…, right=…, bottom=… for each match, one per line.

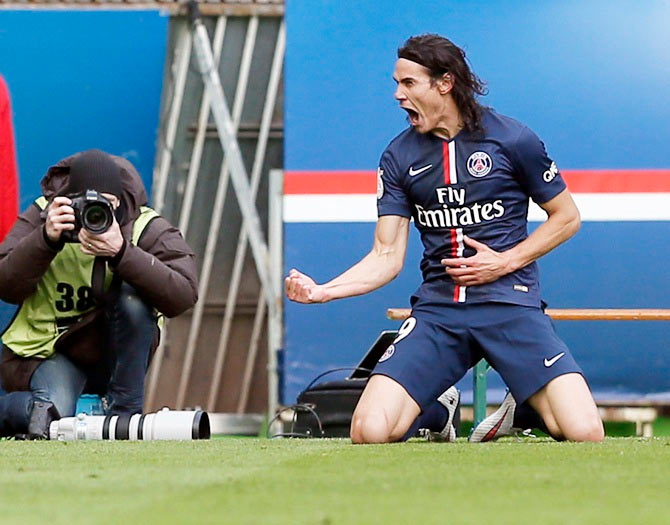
left=283, top=171, right=376, bottom=194
left=562, top=170, right=670, bottom=193
left=284, top=170, right=670, bottom=194
left=442, top=141, right=450, bottom=184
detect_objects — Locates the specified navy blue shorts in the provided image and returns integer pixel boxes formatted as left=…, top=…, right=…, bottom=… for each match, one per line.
left=373, top=301, right=583, bottom=410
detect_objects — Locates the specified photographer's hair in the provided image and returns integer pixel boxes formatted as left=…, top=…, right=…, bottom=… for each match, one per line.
left=398, top=34, right=487, bottom=133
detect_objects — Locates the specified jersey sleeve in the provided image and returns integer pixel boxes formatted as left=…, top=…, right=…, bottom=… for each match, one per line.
left=376, top=148, right=412, bottom=218
left=510, top=126, right=566, bottom=204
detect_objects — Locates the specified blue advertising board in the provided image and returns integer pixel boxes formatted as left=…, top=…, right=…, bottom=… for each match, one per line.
left=0, top=9, right=168, bottom=330
left=283, top=1, right=670, bottom=404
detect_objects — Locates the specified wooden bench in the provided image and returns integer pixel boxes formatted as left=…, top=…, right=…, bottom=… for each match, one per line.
left=387, top=307, right=670, bottom=436
left=459, top=403, right=659, bottom=437
left=597, top=401, right=661, bottom=437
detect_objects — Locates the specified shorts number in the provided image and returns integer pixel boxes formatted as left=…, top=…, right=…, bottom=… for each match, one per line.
left=55, top=283, right=94, bottom=312
left=393, top=316, right=417, bottom=344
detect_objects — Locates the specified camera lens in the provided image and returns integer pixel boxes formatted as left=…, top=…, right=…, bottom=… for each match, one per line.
left=49, top=410, right=211, bottom=441
left=82, top=203, right=113, bottom=234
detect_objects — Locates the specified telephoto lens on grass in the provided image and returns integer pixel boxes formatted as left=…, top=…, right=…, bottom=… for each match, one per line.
left=49, top=408, right=210, bottom=441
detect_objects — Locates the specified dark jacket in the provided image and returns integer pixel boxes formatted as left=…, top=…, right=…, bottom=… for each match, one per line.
left=0, top=151, right=198, bottom=391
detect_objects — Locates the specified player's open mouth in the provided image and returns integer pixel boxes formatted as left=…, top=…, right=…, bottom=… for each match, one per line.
left=403, top=107, right=420, bottom=125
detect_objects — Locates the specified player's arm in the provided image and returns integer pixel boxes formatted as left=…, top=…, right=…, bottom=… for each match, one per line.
left=505, top=188, right=580, bottom=269
left=285, top=214, right=410, bottom=303
left=442, top=188, right=580, bottom=286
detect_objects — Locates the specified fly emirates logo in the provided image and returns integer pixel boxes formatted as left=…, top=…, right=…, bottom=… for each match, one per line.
left=414, top=187, right=504, bottom=228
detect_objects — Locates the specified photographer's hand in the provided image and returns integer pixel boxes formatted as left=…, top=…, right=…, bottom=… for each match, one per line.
left=79, top=217, right=124, bottom=257
left=45, top=197, right=75, bottom=242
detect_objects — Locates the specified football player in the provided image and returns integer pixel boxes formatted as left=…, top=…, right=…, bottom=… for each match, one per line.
left=286, top=34, right=603, bottom=444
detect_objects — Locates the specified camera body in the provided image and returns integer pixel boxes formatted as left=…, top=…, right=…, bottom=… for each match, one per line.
left=61, top=189, right=115, bottom=243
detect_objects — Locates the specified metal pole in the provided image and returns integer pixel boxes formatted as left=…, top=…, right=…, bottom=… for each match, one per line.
left=267, top=169, right=284, bottom=426
left=178, top=16, right=228, bottom=237
left=190, top=6, right=274, bottom=306
left=206, top=20, right=285, bottom=410
left=473, top=360, right=490, bottom=427
left=237, top=296, right=266, bottom=413
left=154, top=19, right=192, bottom=215
left=145, top=19, right=192, bottom=411
left=174, top=15, right=258, bottom=410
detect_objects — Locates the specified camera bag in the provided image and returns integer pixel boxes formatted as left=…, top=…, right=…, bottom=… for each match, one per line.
left=291, top=331, right=397, bottom=438
left=293, top=377, right=368, bottom=437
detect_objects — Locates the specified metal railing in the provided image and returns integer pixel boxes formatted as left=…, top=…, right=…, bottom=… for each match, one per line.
left=147, top=6, right=283, bottom=420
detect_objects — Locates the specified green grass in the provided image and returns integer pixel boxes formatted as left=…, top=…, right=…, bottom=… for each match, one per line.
left=457, top=416, right=670, bottom=439
left=2, top=436, right=670, bottom=524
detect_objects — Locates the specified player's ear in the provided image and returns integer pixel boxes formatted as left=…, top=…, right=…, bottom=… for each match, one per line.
left=438, top=73, right=453, bottom=94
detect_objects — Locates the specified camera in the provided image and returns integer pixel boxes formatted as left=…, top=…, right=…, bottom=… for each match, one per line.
left=61, top=189, right=115, bottom=242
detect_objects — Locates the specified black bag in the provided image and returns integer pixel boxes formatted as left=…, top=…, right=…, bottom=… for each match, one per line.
left=294, top=377, right=368, bottom=437
left=291, top=331, right=397, bottom=438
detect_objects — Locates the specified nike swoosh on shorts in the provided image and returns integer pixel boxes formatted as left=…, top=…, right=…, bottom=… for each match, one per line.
left=544, top=352, right=566, bottom=367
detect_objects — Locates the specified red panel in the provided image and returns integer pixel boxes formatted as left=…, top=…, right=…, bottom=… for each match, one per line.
left=284, top=169, right=670, bottom=194
left=0, top=75, right=18, bottom=242
left=562, top=170, right=670, bottom=193
left=284, top=171, right=376, bottom=194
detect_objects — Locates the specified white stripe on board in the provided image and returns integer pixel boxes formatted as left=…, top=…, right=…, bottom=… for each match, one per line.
left=529, top=193, right=670, bottom=222
left=284, top=193, right=670, bottom=223
left=284, top=194, right=378, bottom=222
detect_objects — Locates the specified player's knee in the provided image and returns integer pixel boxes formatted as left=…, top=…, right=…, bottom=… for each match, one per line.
left=563, top=416, right=604, bottom=442
left=541, top=419, right=564, bottom=441
left=350, top=411, right=394, bottom=444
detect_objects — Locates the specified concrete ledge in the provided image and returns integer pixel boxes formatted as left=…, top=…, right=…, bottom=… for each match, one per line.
left=208, top=412, right=264, bottom=436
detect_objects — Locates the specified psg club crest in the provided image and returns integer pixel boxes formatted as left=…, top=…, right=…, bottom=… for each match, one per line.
left=466, top=151, right=492, bottom=178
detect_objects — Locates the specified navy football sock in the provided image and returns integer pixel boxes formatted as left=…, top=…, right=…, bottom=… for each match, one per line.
left=513, top=400, right=564, bottom=440
left=400, top=401, right=448, bottom=441
left=513, top=400, right=543, bottom=429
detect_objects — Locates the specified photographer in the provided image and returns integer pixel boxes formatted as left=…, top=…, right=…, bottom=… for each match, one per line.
left=0, top=149, right=198, bottom=438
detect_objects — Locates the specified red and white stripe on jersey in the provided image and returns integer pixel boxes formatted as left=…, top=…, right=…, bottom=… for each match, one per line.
left=442, top=140, right=457, bottom=184
left=450, top=227, right=467, bottom=302
left=442, top=140, right=466, bottom=302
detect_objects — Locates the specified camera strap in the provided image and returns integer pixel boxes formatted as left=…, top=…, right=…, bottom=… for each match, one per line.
left=91, top=256, right=121, bottom=303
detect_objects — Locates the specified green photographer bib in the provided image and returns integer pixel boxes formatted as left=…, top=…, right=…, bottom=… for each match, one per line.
left=2, top=197, right=159, bottom=359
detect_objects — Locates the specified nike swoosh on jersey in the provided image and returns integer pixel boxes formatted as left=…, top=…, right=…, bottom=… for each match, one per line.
left=544, top=352, right=566, bottom=367
left=408, top=164, right=433, bottom=176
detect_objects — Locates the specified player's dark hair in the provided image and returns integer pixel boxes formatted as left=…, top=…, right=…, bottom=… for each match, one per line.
left=398, top=34, right=487, bottom=133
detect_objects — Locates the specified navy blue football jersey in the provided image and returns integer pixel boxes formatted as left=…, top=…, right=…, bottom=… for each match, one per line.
left=376, top=108, right=566, bottom=307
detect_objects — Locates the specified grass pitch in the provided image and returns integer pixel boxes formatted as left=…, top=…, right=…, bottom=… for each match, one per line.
left=2, top=436, right=670, bottom=524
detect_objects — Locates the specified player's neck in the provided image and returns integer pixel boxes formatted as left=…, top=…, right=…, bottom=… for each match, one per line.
left=431, top=100, right=463, bottom=141
left=431, top=117, right=463, bottom=141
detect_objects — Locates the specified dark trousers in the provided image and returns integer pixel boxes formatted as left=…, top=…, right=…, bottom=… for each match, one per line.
left=0, top=282, right=157, bottom=436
